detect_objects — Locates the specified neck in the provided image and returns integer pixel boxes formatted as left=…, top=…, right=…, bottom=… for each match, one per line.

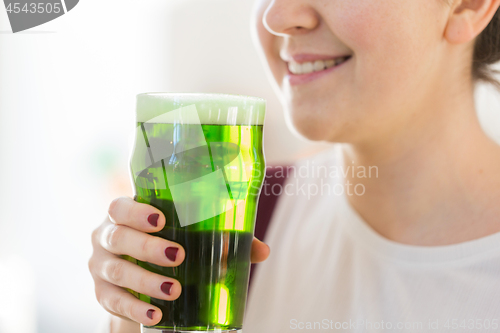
left=342, top=87, right=500, bottom=246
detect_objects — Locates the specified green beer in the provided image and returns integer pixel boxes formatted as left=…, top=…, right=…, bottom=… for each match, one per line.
left=128, top=93, right=266, bottom=332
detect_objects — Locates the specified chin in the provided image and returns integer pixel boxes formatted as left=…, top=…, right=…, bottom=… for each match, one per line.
left=280, top=90, right=340, bottom=140
left=284, top=103, right=362, bottom=143
left=284, top=110, right=336, bottom=142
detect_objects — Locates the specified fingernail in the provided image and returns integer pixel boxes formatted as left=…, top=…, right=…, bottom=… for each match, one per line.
left=148, top=214, right=159, bottom=227
left=147, top=309, right=155, bottom=319
left=165, top=247, right=178, bottom=261
left=161, top=282, right=173, bottom=295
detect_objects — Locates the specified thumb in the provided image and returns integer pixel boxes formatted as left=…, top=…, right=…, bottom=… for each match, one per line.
left=250, top=237, right=270, bottom=263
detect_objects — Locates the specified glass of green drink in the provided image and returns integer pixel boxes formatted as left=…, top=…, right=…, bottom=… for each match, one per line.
left=127, top=93, right=266, bottom=333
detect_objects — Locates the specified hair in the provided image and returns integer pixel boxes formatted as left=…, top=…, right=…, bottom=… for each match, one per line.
left=472, top=7, right=500, bottom=91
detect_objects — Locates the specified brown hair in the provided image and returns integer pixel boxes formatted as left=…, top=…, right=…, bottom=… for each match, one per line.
left=472, top=8, right=500, bottom=91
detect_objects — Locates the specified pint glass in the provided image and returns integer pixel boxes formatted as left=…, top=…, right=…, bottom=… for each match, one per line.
left=128, top=93, right=266, bottom=333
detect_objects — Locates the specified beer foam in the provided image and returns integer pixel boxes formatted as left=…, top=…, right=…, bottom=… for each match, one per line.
left=136, top=93, right=266, bottom=125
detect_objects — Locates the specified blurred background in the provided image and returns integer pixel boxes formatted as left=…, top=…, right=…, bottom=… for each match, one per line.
left=0, top=0, right=499, bottom=332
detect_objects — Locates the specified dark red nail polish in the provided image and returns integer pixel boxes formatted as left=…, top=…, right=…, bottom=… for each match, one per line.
left=165, top=247, right=178, bottom=261
left=147, top=309, right=155, bottom=319
left=161, top=282, right=173, bottom=295
left=148, top=214, right=159, bottom=227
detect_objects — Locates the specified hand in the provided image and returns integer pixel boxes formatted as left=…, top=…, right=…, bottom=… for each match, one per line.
left=88, top=196, right=271, bottom=326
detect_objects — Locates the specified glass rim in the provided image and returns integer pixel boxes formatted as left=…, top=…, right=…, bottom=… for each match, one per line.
left=136, top=92, right=266, bottom=103
left=135, top=92, right=266, bottom=125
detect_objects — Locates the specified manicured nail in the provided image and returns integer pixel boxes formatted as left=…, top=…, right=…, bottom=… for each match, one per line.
left=161, top=282, right=173, bottom=295
left=148, top=213, right=159, bottom=227
left=165, top=247, right=178, bottom=261
left=147, top=309, right=155, bottom=319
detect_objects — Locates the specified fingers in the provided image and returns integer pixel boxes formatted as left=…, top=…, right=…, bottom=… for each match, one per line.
left=95, top=279, right=162, bottom=326
left=102, top=196, right=186, bottom=267
left=250, top=237, right=270, bottom=263
left=108, top=196, right=165, bottom=232
left=99, top=220, right=185, bottom=267
left=94, top=253, right=182, bottom=302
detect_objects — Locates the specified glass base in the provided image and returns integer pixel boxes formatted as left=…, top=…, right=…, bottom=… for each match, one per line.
left=141, top=327, right=242, bottom=333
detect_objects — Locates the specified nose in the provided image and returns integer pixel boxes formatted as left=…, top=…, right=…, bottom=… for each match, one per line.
left=262, top=0, right=320, bottom=37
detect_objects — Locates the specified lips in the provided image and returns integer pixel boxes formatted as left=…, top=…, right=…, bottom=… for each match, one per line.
left=284, top=55, right=352, bottom=86
left=287, top=56, right=351, bottom=75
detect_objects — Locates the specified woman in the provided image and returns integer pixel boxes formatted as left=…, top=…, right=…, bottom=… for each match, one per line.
left=88, top=0, right=500, bottom=331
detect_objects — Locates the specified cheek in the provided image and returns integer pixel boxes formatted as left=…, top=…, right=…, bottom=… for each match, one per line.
left=339, top=1, right=412, bottom=78
left=337, top=0, right=436, bottom=101
left=335, top=0, right=385, bottom=48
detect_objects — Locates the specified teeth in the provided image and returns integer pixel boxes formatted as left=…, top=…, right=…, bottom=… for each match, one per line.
left=288, top=62, right=300, bottom=74
left=302, top=62, right=314, bottom=74
left=325, top=59, right=335, bottom=67
left=313, top=60, right=324, bottom=71
left=288, top=56, right=349, bottom=75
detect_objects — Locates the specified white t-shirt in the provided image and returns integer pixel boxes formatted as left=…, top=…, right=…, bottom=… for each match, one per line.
left=244, top=143, right=500, bottom=332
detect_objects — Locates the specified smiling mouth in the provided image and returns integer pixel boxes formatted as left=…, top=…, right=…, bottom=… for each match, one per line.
left=287, top=56, right=352, bottom=75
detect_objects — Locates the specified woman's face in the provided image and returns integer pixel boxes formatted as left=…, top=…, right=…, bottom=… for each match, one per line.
left=251, top=0, right=458, bottom=144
